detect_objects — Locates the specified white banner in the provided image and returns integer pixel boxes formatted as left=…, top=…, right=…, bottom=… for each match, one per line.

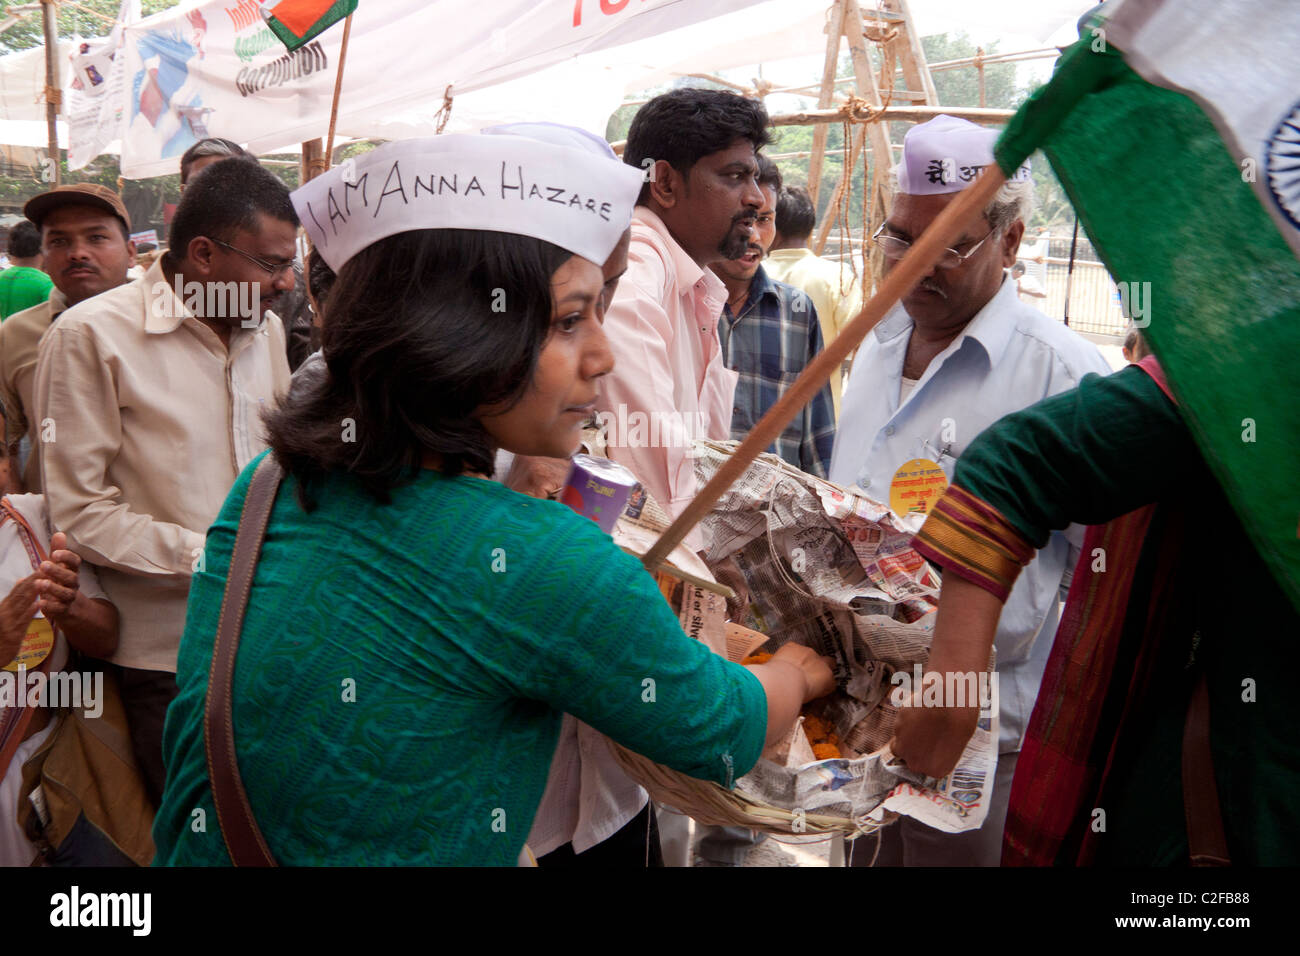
left=118, top=0, right=766, bottom=179
left=65, top=0, right=140, bottom=170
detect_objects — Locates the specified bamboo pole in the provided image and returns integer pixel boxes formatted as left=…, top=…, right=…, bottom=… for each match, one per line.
left=640, top=167, right=1008, bottom=571
left=41, top=0, right=59, bottom=186
left=770, top=105, right=1014, bottom=127
left=321, top=12, right=354, bottom=173
left=889, top=0, right=937, bottom=103
left=842, top=0, right=893, bottom=206
left=300, top=138, right=323, bottom=184
left=301, top=13, right=355, bottom=184
left=806, top=0, right=844, bottom=207
left=609, top=106, right=1014, bottom=154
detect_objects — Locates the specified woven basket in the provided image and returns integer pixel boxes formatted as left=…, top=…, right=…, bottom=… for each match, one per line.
left=606, top=738, right=891, bottom=839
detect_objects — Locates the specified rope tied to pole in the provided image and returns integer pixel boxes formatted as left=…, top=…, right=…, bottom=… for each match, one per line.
left=434, top=85, right=454, bottom=134
left=838, top=93, right=887, bottom=124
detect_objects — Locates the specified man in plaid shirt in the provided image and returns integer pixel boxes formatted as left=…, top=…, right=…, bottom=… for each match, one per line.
left=713, top=157, right=836, bottom=477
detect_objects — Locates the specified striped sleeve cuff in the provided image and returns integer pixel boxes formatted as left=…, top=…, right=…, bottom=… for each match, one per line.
left=911, top=484, right=1035, bottom=602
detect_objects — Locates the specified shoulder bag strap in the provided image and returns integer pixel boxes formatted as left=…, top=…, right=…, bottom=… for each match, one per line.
left=203, top=454, right=284, bottom=867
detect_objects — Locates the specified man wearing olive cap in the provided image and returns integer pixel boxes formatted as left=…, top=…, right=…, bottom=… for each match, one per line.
left=0, top=184, right=137, bottom=493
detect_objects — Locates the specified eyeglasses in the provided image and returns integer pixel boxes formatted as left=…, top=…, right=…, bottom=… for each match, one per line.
left=208, top=237, right=296, bottom=278
left=871, top=223, right=997, bottom=270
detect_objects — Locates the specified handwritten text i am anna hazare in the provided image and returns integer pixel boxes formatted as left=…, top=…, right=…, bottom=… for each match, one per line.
left=304, top=158, right=618, bottom=239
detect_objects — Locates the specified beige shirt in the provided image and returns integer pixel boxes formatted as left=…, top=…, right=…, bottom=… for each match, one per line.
left=0, top=287, right=69, bottom=491
left=33, top=258, right=290, bottom=672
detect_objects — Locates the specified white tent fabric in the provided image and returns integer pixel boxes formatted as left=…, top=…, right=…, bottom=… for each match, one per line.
left=0, top=41, right=73, bottom=123
left=0, top=118, right=68, bottom=148
left=115, top=0, right=771, bottom=178
left=0, top=0, right=1097, bottom=174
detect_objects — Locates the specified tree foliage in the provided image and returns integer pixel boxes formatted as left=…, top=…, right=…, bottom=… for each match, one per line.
left=0, top=0, right=181, bottom=55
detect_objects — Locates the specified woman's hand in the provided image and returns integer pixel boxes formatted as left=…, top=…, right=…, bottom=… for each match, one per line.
left=770, top=642, right=837, bottom=703
left=0, top=572, right=40, bottom=667
left=745, top=642, right=836, bottom=749
left=887, top=574, right=1006, bottom=779
left=505, top=455, right=571, bottom=499
left=891, top=694, right=980, bottom=779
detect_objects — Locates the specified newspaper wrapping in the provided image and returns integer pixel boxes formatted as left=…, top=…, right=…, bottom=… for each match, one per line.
left=686, top=439, right=998, bottom=834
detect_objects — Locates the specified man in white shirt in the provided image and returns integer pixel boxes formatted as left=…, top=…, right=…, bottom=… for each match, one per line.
left=831, top=115, right=1112, bottom=866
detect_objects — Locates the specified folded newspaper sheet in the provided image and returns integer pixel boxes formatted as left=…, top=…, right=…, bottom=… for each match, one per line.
left=687, top=439, right=997, bottom=835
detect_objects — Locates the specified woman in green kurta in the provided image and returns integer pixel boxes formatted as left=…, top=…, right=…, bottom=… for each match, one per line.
left=151, top=135, right=833, bottom=866
left=898, top=359, right=1300, bottom=865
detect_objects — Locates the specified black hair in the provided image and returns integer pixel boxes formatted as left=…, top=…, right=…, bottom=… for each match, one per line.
left=264, top=229, right=572, bottom=508
left=9, top=220, right=42, bottom=258
left=169, top=159, right=298, bottom=258
left=306, top=246, right=336, bottom=313
left=179, top=137, right=251, bottom=184
left=624, top=88, right=772, bottom=204
left=756, top=155, right=782, bottom=194
left=775, top=185, right=816, bottom=240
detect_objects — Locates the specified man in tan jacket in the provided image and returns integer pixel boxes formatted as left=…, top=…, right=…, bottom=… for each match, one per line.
left=0, top=184, right=137, bottom=493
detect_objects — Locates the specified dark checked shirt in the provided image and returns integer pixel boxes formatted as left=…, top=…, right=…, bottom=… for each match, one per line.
left=717, top=265, right=836, bottom=477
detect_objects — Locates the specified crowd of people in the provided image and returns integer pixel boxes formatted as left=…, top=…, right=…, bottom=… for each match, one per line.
left=0, top=86, right=1291, bottom=868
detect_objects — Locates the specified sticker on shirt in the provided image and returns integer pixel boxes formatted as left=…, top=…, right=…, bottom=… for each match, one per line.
left=3, top=616, right=53, bottom=671
left=889, top=458, right=949, bottom=517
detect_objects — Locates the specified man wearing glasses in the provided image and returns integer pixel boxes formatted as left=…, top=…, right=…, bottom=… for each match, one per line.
left=830, top=115, right=1110, bottom=867
left=33, top=160, right=296, bottom=805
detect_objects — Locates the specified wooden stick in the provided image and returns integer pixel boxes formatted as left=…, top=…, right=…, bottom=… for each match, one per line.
left=300, top=138, right=323, bottom=183
left=640, top=167, right=1008, bottom=571
left=41, top=0, right=59, bottom=187
left=322, top=12, right=354, bottom=173
left=806, top=0, right=845, bottom=206
left=618, top=548, right=735, bottom=599
left=770, top=105, right=1014, bottom=127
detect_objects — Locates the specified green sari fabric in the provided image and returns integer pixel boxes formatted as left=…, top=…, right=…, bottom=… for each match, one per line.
left=952, top=367, right=1300, bottom=865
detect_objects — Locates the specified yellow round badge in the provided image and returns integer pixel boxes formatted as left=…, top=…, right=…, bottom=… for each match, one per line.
left=889, top=458, right=949, bottom=517
left=3, top=616, right=53, bottom=672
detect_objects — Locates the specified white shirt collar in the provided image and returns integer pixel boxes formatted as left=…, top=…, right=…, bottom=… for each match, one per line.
left=873, top=273, right=1020, bottom=370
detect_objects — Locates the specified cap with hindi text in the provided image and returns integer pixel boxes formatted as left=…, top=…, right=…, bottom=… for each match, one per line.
left=898, top=114, right=1031, bottom=195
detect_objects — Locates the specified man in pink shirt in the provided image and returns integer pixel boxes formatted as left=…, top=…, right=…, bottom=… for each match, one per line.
left=598, top=89, right=771, bottom=519
left=591, top=88, right=772, bottom=866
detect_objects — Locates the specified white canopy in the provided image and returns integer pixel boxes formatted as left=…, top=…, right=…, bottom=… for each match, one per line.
left=0, top=0, right=1097, bottom=177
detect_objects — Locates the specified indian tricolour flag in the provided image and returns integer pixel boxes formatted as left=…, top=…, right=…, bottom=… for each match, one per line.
left=260, top=0, right=358, bottom=52
left=993, top=0, right=1300, bottom=612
